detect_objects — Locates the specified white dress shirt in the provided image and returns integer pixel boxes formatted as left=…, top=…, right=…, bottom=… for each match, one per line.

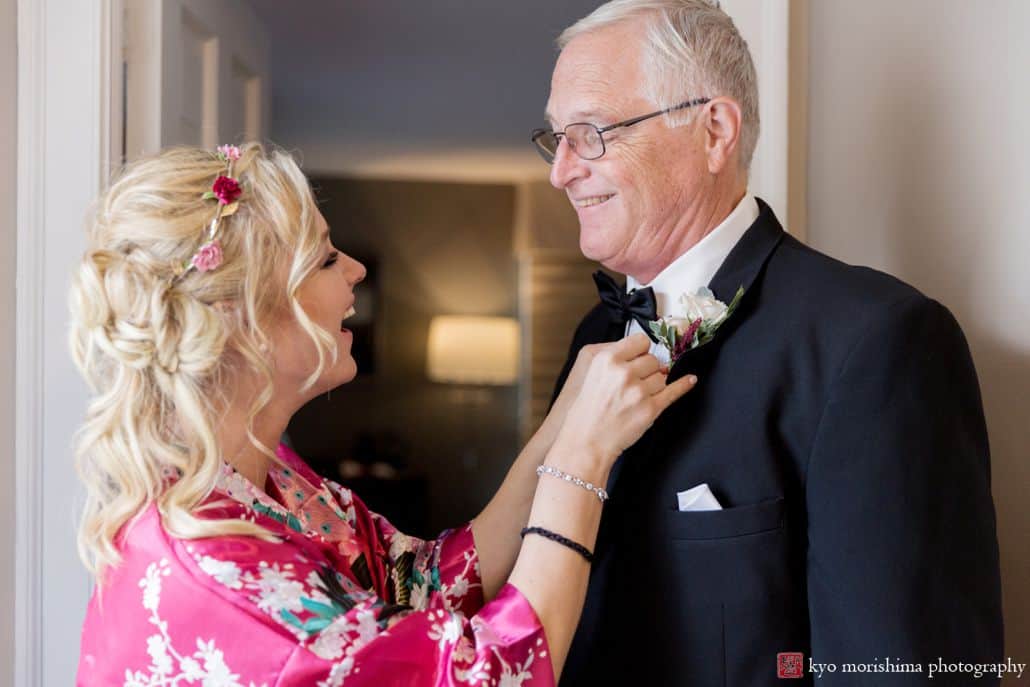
left=625, top=193, right=759, bottom=366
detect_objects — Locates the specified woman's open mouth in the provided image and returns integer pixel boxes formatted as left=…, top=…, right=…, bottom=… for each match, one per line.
left=340, top=306, right=356, bottom=332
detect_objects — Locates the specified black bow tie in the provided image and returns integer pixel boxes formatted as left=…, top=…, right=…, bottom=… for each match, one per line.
left=593, top=270, right=659, bottom=343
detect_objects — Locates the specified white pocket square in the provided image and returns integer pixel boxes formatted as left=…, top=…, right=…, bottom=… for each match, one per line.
left=677, top=483, right=723, bottom=512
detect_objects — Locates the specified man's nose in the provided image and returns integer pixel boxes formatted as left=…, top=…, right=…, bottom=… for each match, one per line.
left=549, top=137, right=587, bottom=190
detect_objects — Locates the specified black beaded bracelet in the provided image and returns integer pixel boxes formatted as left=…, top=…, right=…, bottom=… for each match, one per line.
left=520, top=526, right=594, bottom=563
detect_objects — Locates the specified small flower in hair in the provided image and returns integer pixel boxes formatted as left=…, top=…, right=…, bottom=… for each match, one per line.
left=207, top=176, right=242, bottom=205
left=217, top=144, right=241, bottom=162
left=191, top=240, right=223, bottom=272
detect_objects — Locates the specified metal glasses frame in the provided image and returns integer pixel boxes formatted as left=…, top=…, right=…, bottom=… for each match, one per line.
left=531, top=96, right=711, bottom=163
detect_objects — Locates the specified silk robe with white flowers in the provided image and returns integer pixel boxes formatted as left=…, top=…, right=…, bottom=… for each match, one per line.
left=78, top=444, right=553, bottom=687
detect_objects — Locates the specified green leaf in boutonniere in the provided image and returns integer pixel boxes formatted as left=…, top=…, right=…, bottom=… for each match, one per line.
left=695, top=286, right=745, bottom=348
left=650, top=285, right=747, bottom=365
left=649, top=319, right=678, bottom=354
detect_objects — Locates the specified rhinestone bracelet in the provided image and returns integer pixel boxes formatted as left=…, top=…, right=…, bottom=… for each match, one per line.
left=536, top=464, right=609, bottom=502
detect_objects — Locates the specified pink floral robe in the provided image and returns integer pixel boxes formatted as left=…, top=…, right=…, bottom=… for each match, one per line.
left=78, top=444, right=553, bottom=687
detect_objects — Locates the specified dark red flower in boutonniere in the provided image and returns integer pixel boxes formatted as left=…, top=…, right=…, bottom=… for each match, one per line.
left=211, top=175, right=241, bottom=205
left=674, top=318, right=703, bottom=359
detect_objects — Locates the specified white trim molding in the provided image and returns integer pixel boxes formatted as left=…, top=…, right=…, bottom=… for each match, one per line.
left=721, top=0, right=806, bottom=241
left=15, top=0, right=46, bottom=683
left=788, top=0, right=809, bottom=243
left=16, top=0, right=112, bottom=684
left=101, top=0, right=125, bottom=176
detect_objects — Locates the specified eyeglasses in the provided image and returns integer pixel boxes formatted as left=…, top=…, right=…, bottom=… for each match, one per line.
left=531, top=97, right=711, bottom=164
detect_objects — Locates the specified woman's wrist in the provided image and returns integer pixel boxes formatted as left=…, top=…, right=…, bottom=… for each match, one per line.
left=536, top=464, right=609, bottom=503
left=543, top=435, right=613, bottom=489
left=532, top=413, right=564, bottom=455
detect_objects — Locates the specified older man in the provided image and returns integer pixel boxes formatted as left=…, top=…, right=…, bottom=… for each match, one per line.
left=541, top=1, right=1003, bottom=684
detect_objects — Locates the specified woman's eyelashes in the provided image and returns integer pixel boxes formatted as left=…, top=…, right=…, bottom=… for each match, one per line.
left=322, top=251, right=339, bottom=269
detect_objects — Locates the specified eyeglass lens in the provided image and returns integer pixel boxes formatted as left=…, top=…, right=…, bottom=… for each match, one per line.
left=532, top=124, right=605, bottom=163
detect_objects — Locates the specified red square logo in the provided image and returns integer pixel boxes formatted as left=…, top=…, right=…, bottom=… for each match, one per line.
left=777, top=652, right=804, bottom=679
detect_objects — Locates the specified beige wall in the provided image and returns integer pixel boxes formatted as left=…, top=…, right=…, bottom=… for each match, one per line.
left=807, top=0, right=1030, bottom=673
left=1, top=0, right=16, bottom=683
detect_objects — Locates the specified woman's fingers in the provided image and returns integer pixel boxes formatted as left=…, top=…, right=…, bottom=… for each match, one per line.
left=653, top=373, right=698, bottom=412
left=636, top=368, right=664, bottom=395
left=636, top=369, right=696, bottom=414
left=554, top=334, right=698, bottom=462
left=627, top=352, right=662, bottom=380
left=612, top=332, right=652, bottom=360
left=575, top=342, right=603, bottom=365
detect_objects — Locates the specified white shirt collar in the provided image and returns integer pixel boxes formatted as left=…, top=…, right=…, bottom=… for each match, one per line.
left=626, top=193, right=759, bottom=317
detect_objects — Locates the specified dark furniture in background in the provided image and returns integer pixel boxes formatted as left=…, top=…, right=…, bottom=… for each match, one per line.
left=337, top=474, right=430, bottom=539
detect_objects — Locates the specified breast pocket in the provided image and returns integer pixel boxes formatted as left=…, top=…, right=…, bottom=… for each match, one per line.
left=645, top=496, right=801, bottom=681
left=659, top=496, right=791, bottom=609
left=665, top=496, right=785, bottom=540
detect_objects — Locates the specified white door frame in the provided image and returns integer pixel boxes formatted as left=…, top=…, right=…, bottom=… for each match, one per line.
left=15, top=0, right=120, bottom=684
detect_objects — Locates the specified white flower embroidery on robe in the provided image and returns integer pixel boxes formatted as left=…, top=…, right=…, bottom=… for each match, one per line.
left=196, top=555, right=243, bottom=590
left=124, top=558, right=266, bottom=687
left=428, top=610, right=465, bottom=648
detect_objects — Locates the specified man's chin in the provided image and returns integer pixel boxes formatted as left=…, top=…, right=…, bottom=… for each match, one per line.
left=579, top=232, right=606, bottom=263
left=578, top=219, right=627, bottom=260
left=579, top=237, right=620, bottom=270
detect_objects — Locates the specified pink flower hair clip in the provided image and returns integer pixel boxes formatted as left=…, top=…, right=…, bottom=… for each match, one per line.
left=217, top=144, right=241, bottom=162
left=173, top=145, right=244, bottom=279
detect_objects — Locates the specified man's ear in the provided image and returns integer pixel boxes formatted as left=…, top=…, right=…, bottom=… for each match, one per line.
left=703, top=97, right=743, bottom=175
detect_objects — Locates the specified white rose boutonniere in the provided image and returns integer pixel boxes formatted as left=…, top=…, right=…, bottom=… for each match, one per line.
left=649, top=286, right=745, bottom=365
left=680, top=288, right=729, bottom=322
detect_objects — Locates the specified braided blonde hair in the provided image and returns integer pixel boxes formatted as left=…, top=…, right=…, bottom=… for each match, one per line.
left=69, top=143, right=337, bottom=576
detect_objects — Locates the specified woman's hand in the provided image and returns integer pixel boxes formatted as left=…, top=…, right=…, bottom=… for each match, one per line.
left=549, top=333, right=696, bottom=480
left=536, top=341, right=604, bottom=446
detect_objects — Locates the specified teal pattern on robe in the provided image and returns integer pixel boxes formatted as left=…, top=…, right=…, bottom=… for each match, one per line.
left=252, top=500, right=305, bottom=533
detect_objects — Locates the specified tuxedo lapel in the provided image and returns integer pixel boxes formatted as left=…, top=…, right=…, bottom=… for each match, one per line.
left=602, top=318, right=625, bottom=344
left=599, top=273, right=632, bottom=344
left=666, top=197, right=785, bottom=382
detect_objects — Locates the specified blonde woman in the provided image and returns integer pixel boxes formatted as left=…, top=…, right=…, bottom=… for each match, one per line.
left=71, top=143, right=696, bottom=686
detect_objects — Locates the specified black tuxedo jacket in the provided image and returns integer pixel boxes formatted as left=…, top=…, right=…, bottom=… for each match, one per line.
left=554, top=200, right=1003, bottom=686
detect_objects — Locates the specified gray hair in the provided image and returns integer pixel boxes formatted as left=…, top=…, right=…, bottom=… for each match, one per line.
left=558, top=0, right=760, bottom=172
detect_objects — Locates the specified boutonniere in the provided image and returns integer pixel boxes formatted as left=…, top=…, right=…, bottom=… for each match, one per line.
left=649, top=286, right=745, bottom=365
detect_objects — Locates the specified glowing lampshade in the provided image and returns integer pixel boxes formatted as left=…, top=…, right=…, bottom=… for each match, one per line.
left=426, top=316, right=520, bottom=385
